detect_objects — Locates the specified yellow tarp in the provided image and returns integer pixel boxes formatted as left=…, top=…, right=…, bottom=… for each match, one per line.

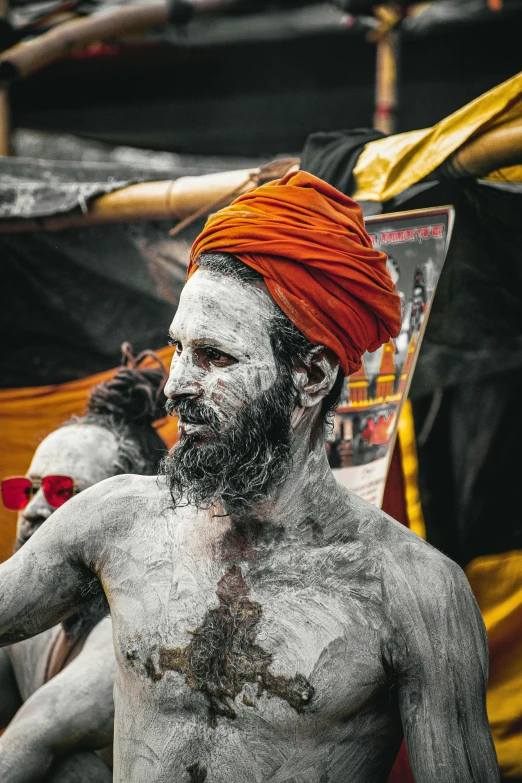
left=466, top=551, right=522, bottom=777
left=398, top=400, right=426, bottom=540
left=353, top=71, right=522, bottom=203
left=0, top=346, right=176, bottom=563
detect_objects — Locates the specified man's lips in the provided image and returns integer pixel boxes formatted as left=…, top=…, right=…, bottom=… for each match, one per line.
left=180, top=421, right=205, bottom=432
left=178, top=413, right=206, bottom=425
left=177, top=416, right=214, bottom=436
left=172, top=401, right=221, bottom=436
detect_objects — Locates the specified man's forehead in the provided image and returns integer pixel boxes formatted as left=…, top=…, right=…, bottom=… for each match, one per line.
left=29, top=425, right=117, bottom=478
left=171, top=268, right=275, bottom=342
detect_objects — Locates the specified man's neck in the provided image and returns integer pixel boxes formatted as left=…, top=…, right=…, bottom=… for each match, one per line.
left=212, top=410, right=345, bottom=559
left=262, top=414, right=341, bottom=522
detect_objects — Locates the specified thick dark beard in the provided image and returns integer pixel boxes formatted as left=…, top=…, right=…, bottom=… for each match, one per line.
left=160, top=370, right=297, bottom=515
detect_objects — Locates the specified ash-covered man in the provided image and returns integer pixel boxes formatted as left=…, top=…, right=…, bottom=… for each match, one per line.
left=0, top=347, right=167, bottom=783
left=0, top=173, right=499, bottom=782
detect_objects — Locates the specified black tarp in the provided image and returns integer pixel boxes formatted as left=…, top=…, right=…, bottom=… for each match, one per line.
left=0, top=155, right=213, bottom=387
left=0, top=157, right=162, bottom=219
left=390, top=179, right=522, bottom=567
left=1, top=218, right=201, bottom=387
left=392, top=180, right=522, bottom=395
left=0, top=154, right=262, bottom=219
left=300, top=128, right=385, bottom=203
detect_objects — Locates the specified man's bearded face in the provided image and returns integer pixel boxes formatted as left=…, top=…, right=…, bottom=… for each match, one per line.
left=15, top=425, right=119, bottom=551
left=162, top=269, right=297, bottom=513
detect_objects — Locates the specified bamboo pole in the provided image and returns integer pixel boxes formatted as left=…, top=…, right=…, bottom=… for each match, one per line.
left=449, top=118, right=522, bottom=179
left=369, top=5, right=401, bottom=135
left=373, top=31, right=398, bottom=134
left=0, top=90, right=9, bottom=155
left=89, top=167, right=261, bottom=224
left=0, top=0, right=264, bottom=85
left=0, top=158, right=299, bottom=233
left=0, top=0, right=10, bottom=154
left=0, top=2, right=169, bottom=84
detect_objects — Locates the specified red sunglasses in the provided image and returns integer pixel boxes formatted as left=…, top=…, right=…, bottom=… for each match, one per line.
left=1, top=475, right=75, bottom=511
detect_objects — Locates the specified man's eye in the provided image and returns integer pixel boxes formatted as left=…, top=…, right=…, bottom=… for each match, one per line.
left=169, top=339, right=182, bottom=354
left=204, top=347, right=237, bottom=365
left=206, top=347, right=225, bottom=361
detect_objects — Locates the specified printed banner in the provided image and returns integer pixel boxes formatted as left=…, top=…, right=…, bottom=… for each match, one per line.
left=330, top=206, right=454, bottom=506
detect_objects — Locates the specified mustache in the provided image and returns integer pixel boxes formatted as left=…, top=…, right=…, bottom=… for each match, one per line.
left=166, top=397, right=220, bottom=430
left=161, top=368, right=296, bottom=515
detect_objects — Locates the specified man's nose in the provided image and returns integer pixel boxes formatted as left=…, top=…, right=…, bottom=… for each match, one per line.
left=164, top=350, right=204, bottom=400
left=16, top=490, right=53, bottom=548
left=23, top=488, right=53, bottom=524
left=17, top=518, right=44, bottom=540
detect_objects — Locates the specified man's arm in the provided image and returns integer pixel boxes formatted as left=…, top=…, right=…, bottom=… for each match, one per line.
left=0, top=483, right=111, bottom=646
left=384, top=544, right=499, bottom=783
left=0, top=618, right=116, bottom=783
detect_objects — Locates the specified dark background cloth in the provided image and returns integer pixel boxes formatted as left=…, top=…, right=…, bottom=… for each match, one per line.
left=8, top=11, right=521, bottom=156
left=396, top=180, right=522, bottom=396
left=1, top=219, right=197, bottom=388
left=412, top=370, right=522, bottom=567
left=390, top=179, right=522, bottom=566
left=300, top=128, right=386, bottom=198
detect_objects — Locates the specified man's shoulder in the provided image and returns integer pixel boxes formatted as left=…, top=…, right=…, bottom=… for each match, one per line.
left=62, top=473, right=175, bottom=564
left=79, top=473, right=169, bottom=509
left=353, top=499, right=488, bottom=672
left=334, top=488, right=466, bottom=605
left=64, top=474, right=173, bottom=541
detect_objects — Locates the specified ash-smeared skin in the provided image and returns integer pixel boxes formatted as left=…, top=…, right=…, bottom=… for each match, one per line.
left=0, top=425, right=117, bottom=783
left=155, top=564, right=314, bottom=725
left=0, top=270, right=499, bottom=783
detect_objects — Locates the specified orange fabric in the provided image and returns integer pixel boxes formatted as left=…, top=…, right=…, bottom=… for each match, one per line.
left=189, top=171, right=401, bottom=376
left=0, top=347, right=176, bottom=564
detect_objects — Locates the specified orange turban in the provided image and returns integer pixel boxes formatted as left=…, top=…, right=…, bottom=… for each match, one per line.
left=188, top=171, right=401, bottom=376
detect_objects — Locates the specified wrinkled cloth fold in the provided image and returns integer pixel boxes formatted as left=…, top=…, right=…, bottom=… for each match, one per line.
left=189, top=171, right=401, bottom=375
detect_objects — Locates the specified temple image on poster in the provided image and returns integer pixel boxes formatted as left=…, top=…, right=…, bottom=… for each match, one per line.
left=330, top=337, right=416, bottom=467
left=328, top=213, right=446, bottom=470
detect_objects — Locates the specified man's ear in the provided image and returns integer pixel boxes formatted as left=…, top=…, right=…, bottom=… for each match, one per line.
left=293, top=345, right=340, bottom=409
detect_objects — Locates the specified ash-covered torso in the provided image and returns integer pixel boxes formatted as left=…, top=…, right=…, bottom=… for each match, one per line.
left=98, top=476, right=410, bottom=783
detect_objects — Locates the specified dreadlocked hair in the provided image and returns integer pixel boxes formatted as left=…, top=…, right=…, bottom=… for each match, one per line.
left=66, top=343, right=168, bottom=475
left=196, top=252, right=345, bottom=428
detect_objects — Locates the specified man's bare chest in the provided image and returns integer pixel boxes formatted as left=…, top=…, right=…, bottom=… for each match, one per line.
left=102, top=534, right=388, bottom=728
